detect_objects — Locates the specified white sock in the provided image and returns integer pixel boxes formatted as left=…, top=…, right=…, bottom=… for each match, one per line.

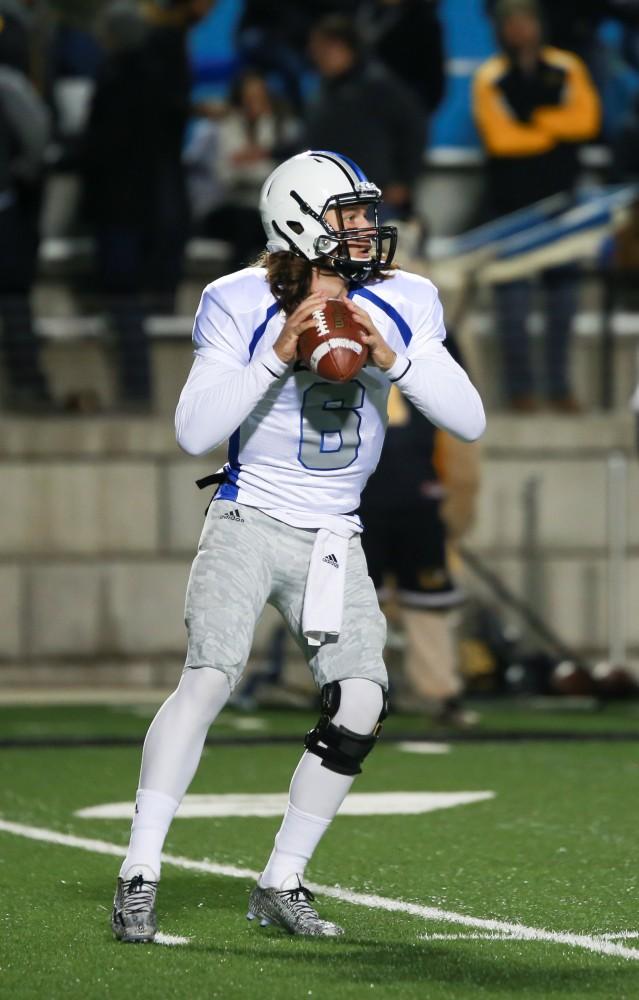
left=119, top=788, right=179, bottom=879
left=259, top=679, right=385, bottom=887
left=259, top=802, right=330, bottom=888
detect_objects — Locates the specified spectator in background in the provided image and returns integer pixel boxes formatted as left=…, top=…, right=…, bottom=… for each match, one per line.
left=611, top=91, right=639, bottom=178
left=82, top=0, right=211, bottom=409
left=607, top=198, right=639, bottom=272
left=305, top=15, right=426, bottom=221
left=0, top=12, right=53, bottom=411
left=360, top=337, right=481, bottom=727
left=473, top=0, right=600, bottom=412
left=235, top=0, right=314, bottom=113
left=188, top=70, right=300, bottom=269
left=357, top=0, right=446, bottom=115
left=485, top=0, right=603, bottom=63
left=599, top=197, right=639, bottom=329
left=485, top=0, right=639, bottom=139
left=485, top=0, right=635, bottom=64
left=0, top=0, right=31, bottom=74
left=47, top=1, right=104, bottom=165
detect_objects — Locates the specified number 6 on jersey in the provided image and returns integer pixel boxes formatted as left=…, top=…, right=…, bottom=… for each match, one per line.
left=298, top=381, right=365, bottom=470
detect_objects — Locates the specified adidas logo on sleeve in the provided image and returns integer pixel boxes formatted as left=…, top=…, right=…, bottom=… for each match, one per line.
left=322, top=553, right=339, bottom=568
left=220, top=508, right=245, bottom=523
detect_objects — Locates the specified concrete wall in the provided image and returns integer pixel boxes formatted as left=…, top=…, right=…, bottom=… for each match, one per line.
left=1, top=409, right=637, bottom=688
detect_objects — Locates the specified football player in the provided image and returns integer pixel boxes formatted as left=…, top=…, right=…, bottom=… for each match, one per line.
left=111, top=150, right=486, bottom=941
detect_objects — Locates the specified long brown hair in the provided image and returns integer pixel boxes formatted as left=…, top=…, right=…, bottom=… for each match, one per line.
left=254, top=251, right=314, bottom=315
left=254, top=251, right=395, bottom=315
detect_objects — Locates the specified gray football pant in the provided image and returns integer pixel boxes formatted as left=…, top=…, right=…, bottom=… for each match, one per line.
left=184, top=500, right=388, bottom=691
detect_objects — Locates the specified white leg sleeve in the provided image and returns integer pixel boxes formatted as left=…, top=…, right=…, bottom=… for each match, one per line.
left=260, top=678, right=384, bottom=888
left=139, top=667, right=230, bottom=797
left=121, top=667, right=230, bottom=877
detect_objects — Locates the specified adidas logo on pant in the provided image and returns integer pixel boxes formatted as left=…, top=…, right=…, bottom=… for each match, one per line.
left=221, top=508, right=244, bottom=523
left=322, top=553, right=339, bottom=568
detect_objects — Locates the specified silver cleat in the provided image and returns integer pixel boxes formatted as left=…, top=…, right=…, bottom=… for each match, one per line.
left=247, top=875, right=343, bottom=937
left=111, top=866, right=158, bottom=943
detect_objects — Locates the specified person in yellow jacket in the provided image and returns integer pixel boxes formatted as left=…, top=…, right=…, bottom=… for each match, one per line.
left=473, top=0, right=601, bottom=411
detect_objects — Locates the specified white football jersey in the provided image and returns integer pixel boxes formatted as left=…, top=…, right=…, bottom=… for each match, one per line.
left=178, top=266, right=484, bottom=533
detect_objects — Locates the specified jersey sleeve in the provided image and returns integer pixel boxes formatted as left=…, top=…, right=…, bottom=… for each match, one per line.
left=192, top=284, right=249, bottom=360
left=404, top=282, right=446, bottom=358
left=385, top=279, right=486, bottom=441
left=175, top=284, right=287, bottom=455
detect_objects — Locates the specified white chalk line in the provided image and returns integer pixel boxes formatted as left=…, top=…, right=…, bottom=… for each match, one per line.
left=421, top=931, right=639, bottom=943
left=155, top=932, right=190, bottom=946
left=421, top=933, right=522, bottom=941
left=0, top=818, right=637, bottom=963
left=75, top=791, right=493, bottom=820
left=397, top=742, right=451, bottom=755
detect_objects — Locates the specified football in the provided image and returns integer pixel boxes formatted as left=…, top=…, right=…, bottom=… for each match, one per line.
left=298, top=298, right=368, bottom=382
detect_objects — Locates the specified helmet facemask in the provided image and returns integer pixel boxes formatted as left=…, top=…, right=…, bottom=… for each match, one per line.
left=280, top=186, right=397, bottom=283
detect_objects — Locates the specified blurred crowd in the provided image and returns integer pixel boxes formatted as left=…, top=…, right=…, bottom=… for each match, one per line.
left=2, top=0, right=639, bottom=411
left=2, top=0, right=638, bottom=718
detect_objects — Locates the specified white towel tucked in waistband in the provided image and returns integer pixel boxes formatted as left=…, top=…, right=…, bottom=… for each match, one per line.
left=302, top=529, right=350, bottom=647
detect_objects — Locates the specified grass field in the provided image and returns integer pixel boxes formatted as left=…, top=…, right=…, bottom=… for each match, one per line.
left=1, top=700, right=638, bottom=1000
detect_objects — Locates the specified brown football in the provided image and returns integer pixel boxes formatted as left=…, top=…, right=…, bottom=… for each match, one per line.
left=298, top=298, right=368, bottom=383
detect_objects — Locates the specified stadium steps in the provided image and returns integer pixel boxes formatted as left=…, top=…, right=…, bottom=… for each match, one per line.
left=0, top=409, right=636, bottom=689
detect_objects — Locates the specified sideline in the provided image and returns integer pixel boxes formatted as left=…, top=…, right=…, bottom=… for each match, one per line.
left=1, top=818, right=637, bottom=962
left=3, top=730, right=639, bottom=748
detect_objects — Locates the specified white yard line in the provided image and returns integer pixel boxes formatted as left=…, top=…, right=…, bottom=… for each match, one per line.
left=75, top=791, right=494, bottom=819
left=397, top=742, right=451, bottom=755
left=155, top=932, right=190, bottom=946
left=0, top=818, right=637, bottom=962
left=420, top=933, right=521, bottom=941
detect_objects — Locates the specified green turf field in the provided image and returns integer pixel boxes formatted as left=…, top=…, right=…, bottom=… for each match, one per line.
left=1, top=701, right=638, bottom=1000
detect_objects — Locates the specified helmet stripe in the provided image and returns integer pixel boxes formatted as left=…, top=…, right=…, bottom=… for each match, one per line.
left=331, top=152, right=369, bottom=182
left=310, top=150, right=368, bottom=186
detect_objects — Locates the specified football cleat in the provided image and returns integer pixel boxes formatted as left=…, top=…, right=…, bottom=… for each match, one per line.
left=247, top=874, right=344, bottom=937
left=111, top=866, right=158, bottom=943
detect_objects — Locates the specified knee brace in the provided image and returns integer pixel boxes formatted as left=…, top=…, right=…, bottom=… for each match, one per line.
left=304, top=681, right=389, bottom=776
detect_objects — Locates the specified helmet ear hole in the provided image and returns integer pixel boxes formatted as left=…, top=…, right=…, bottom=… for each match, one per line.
left=287, top=221, right=304, bottom=235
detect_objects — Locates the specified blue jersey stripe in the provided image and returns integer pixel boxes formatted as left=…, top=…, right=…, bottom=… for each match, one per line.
left=216, top=427, right=240, bottom=502
left=227, top=427, right=240, bottom=468
left=248, top=301, right=280, bottom=359
left=217, top=480, right=239, bottom=501
left=349, top=287, right=413, bottom=347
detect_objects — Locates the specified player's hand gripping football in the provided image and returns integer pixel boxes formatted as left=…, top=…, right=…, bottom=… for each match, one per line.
left=273, top=292, right=327, bottom=364
left=342, top=299, right=397, bottom=372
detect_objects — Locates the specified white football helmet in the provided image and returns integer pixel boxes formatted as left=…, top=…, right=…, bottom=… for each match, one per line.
left=259, top=150, right=397, bottom=282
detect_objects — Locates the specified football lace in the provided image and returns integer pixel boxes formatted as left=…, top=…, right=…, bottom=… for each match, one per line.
left=312, top=308, right=330, bottom=337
